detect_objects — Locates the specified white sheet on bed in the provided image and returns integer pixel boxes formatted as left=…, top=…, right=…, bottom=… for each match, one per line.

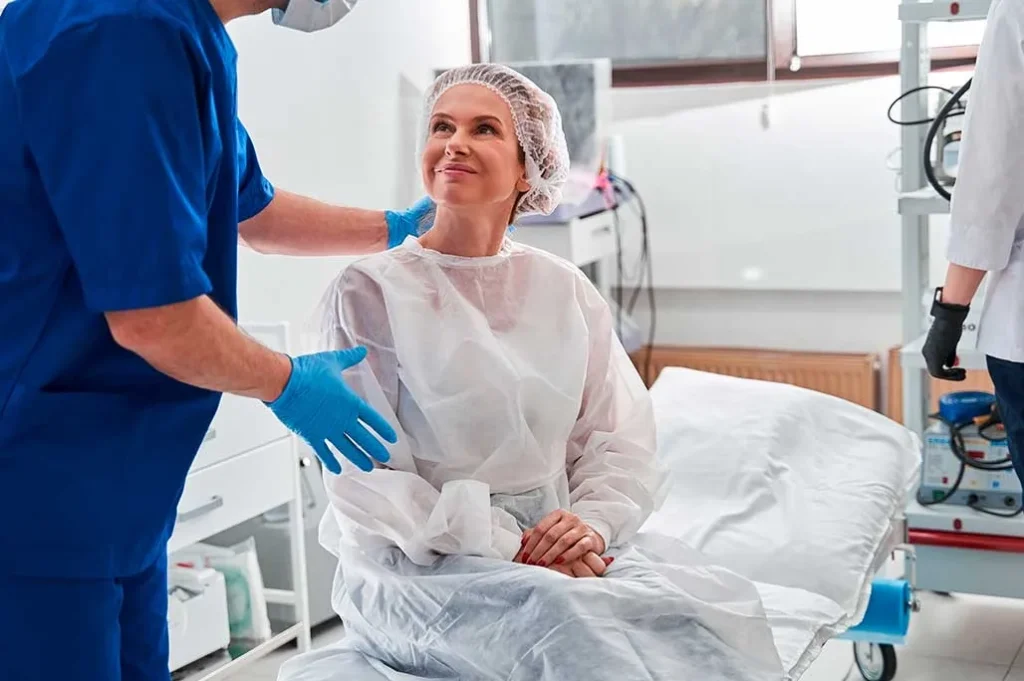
left=644, top=368, right=921, bottom=677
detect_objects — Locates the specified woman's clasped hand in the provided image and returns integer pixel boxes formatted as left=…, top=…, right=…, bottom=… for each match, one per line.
left=513, top=509, right=613, bottom=577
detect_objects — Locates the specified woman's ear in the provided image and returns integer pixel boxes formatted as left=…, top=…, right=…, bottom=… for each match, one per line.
left=516, top=172, right=531, bottom=193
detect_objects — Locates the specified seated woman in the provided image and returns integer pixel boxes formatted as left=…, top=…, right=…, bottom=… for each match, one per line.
left=280, top=64, right=785, bottom=681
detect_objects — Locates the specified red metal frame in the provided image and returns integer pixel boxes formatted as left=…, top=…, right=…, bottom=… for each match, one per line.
left=909, top=529, right=1024, bottom=554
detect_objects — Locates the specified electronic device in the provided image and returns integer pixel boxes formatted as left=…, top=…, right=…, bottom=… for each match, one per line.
left=918, top=392, right=1020, bottom=513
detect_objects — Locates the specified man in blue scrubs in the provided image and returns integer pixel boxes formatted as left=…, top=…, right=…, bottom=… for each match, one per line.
left=0, top=0, right=430, bottom=678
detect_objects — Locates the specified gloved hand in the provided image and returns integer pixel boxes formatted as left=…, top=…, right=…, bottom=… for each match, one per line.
left=267, top=348, right=396, bottom=474
left=384, top=196, right=435, bottom=248
left=922, top=287, right=970, bottom=381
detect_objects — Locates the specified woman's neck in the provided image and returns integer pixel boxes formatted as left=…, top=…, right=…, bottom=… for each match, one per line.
left=418, top=204, right=511, bottom=258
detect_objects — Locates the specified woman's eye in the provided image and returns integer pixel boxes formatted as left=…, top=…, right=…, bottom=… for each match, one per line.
left=477, top=124, right=496, bottom=135
left=432, top=121, right=453, bottom=133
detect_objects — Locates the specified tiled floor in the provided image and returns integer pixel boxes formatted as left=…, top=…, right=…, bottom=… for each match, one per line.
left=230, top=591, right=1024, bottom=681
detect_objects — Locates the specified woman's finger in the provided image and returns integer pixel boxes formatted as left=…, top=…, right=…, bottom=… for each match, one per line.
left=549, top=532, right=596, bottom=567
left=521, top=511, right=564, bottom=559
left=570, top=560, right=598, bottom=578
left=513, top=531, right=531, bottom=563
left=537, top=525, right=590, bottom=567
left=582, top=552, right=607, bottom=577
left=526, top=518, right=576, bottom=565
left=550, top=564, right=574, bottom=577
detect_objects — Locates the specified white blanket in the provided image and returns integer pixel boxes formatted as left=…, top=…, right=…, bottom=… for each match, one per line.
left=279, top=368, right=920, bottom=681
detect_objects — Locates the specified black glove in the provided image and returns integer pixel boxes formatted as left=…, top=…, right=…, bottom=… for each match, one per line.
left=921, top=287, right=969, bottom=381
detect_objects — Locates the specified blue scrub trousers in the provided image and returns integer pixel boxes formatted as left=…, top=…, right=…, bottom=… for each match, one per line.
left=0, top=554, right=170, bottom=681
left=988, top=356, right=1024, bottom=487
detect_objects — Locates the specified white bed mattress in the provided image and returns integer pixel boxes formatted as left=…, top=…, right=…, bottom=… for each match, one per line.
left=644, top=368, right=921, bottom=678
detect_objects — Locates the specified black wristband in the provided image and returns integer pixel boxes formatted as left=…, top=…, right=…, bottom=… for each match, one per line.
left=930, top=287, right=970, bottom=323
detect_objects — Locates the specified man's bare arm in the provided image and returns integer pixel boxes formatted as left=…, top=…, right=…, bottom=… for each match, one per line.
left=239, top=189, right=389, bottom=256
left=105, top=296, right=291, bottom=402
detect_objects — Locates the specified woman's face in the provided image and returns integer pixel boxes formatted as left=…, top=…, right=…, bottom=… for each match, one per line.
left=422, top=84, right=530, bottom=219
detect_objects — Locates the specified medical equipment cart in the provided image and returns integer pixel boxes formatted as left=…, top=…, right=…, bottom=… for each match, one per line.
left=168, top=322, right=312, bottom=681
left=888, top=2, right=1024, bottom=681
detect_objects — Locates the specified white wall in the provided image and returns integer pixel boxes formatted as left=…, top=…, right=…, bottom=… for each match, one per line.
left=610, top=71, right=970, bottom=355
left=224, top=2, right=958, bottom=360
left=226, top=1, right=470, bottom=348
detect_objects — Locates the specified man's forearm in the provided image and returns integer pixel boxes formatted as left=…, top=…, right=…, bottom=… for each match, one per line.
left=105, top=296, right=291, bottom=402
left=239, top=189, right=389, bottom=256
left=941, top=263, right=987, bottom=306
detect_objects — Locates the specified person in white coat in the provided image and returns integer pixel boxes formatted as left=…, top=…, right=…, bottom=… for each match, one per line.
left=922, top=0, right=1024, bottom=482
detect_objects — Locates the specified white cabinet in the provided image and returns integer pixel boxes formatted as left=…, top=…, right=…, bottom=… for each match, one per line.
left=169, top=322, right=311, bottom=681
left=513, top=207, right=619, bottom=267
left=169, top=439, right=294, bottom=555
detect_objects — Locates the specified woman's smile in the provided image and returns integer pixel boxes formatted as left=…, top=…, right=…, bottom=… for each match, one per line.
left=437, top=162, right=478, bottom=179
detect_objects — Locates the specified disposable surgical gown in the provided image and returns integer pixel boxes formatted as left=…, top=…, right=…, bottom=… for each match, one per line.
left=284, top=237, right=787, bottom=681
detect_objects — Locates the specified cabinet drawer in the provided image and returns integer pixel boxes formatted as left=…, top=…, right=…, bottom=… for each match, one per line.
left=569, top=212, right=617, bottom=265
left=169, top=439, right=295, bottom=553
left=190, top=325, right=289, bottom=472
left=513, top=215, right=619, bottom=267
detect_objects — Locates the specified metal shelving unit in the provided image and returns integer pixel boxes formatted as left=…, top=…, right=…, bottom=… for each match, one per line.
left=899, top=0, right=992, bottom=23
left=896, top=0, right=991, bottom=437
left=893, top=0, right=1024, bottom=605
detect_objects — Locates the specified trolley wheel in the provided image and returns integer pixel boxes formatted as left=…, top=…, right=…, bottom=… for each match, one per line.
left=853, top=642, right=897, bottom=681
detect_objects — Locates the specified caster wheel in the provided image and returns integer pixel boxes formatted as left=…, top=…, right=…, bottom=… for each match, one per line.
left=853, top=642, right=897, bottom=681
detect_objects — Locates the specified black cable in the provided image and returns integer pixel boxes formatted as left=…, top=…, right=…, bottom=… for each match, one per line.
left=611, top=185, right=648, bottom=315
left=887, top=85, right=959, bottom=126
left=924, top=79, right=972, bottom=201
left=611, top=201, right=624, bottom=341
left=608, top=173, right=656, bottom=384
left=916, top=409, right=1019, bottom=515
left=969, top=503, right=1024, bottom=519
left=935, top=411, right=1012, bottom=471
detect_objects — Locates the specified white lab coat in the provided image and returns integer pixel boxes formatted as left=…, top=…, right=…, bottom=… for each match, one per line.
left=948, top=0, right=1024, bottom=362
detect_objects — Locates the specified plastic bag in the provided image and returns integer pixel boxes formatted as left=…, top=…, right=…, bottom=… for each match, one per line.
left=172, top=538, right=273, bottom=642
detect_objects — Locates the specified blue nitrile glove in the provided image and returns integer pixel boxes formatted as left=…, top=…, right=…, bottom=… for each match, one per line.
left=384, top=196, right=435, bottom=248
left=267, top=348, right=396, bottom=474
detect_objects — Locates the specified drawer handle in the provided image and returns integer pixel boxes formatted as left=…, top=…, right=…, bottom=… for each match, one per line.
left=177, top=495, right=224, bottom=523
left=203, top=428, right=217, bottom=443
left=592, top=225, right=612, bottom=235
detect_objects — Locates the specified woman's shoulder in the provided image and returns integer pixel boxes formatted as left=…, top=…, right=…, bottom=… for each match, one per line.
left=513, top=241, right=605, bottom=297
left=511, top=240, right=591, bottom=280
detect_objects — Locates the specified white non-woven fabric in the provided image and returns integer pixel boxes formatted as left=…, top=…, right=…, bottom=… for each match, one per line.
left=293, top=237, right=789, bottom=680
left=313, top=236, right=670, bottom=564
left=279, top=541, right=785, bottom=681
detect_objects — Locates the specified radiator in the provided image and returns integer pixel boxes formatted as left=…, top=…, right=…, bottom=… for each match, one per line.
left=633, top=346, right=880, bottom=411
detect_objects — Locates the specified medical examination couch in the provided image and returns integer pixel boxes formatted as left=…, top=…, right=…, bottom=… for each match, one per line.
left=280, top=366, right=921, bottom=681
left=646, top=368, right=920, bottom=680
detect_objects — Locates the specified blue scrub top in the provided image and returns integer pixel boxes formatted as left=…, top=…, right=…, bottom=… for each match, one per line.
left=0, top=0, right=275, bottom=578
